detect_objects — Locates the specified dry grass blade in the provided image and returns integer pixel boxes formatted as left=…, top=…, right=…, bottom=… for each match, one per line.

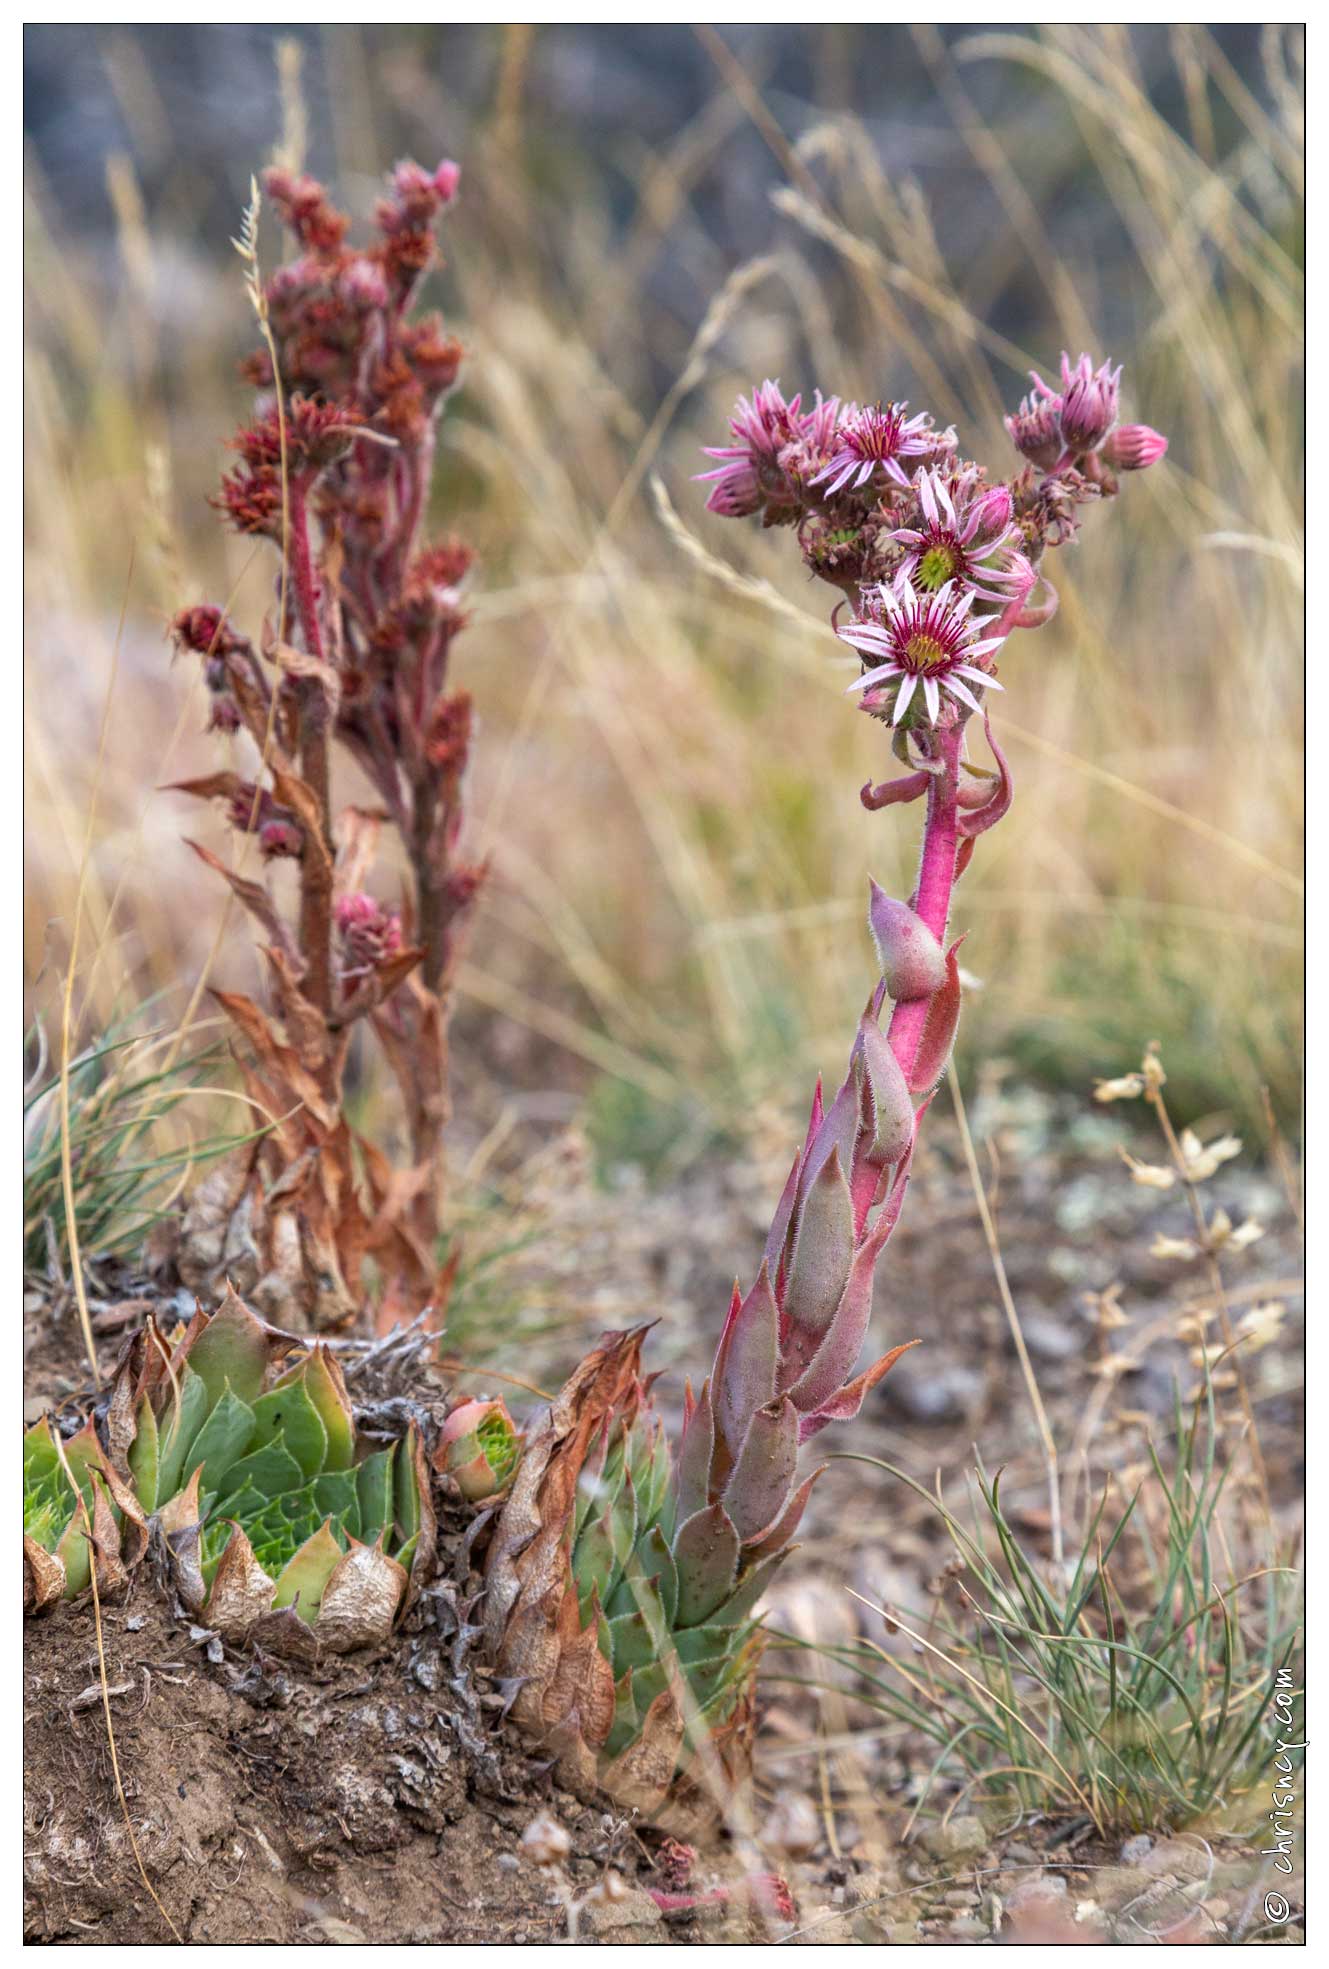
left=949, top=1070, right=1064, bottom=1572
left=58, top=552, right=134, bottom=1385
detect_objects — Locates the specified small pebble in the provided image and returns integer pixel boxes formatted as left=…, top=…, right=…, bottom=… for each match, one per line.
left=947, top=1914, right=988, bottom=1940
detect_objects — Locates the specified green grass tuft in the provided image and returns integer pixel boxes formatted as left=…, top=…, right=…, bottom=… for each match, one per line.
left=775, top=1372, right=1302, bottom=1840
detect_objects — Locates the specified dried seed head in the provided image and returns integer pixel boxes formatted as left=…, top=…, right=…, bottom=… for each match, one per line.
left=1141, top=1043, right=1167, bottom=1091
left=1178, top=1129, right=1242, bottom=1182
left=1094, top=1072, right=1145, bottom=1103
left=521, top=1813, right=572, bottom=1869
left=583, top=1869, right=630, bottom=1907
left=1236, top=1302, right=1285, bottom=1350
left=1150, top=1233, right=1200, bottom=1262
left=1118, top=1149, right=1176, bottom=1191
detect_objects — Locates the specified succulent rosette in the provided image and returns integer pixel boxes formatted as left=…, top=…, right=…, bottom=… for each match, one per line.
left=96, top=1289, right=434, bottom=1653
left=435, top=1397, right=523, bottom=1501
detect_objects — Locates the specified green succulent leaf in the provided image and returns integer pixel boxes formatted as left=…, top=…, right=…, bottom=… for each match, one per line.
left=710, top=1549, right=787, bottom=1628
left=128, top=1397, right=160, bottom=1515
left=24, top=1416, right=61, bottom=1490
left=188, top=1383, right=259, bottom=1499
left=685, top=1652, right=735, bottom=1707
left=248, top=1376, right=328, bottom=1480
left=639, top=1523, right=679, bottom=1627
left=356, top=1445, right=396, bottom=1543
left=573, top=1424, right=611, bottom=1540
left=607, top=1465, right=639, bottom=1584
left=271, top=1518, right=345, bottom=1623
left=295, top=1351, right=355, bottom=1471
left=607, top=1605, right=665, bottom=1674
left=573, top=1506, right=618, bottom=1624
left=216, top=1441, right=304, bottom=1506
left=184, top=1291, right=271, bottom=1407
left=670, top=1621, right=738, bottom=1667
left=155, top=1366, right=210, bottom=1502
left=314, top=1469, right=361, bottom=1536
left=54, top=1519, right=92, bottom=1596
left=394, top=1432, right=421, bottom=1547
left=605, top=1661, right=670, bottom=1760
left=637, top=1422, right=672, bottom=1531
left=606, top=1673, right=642, bottom=1761
left=673, top=1502, right=740, bottom=1627
left=61, top=1421, right=105, bottom=1512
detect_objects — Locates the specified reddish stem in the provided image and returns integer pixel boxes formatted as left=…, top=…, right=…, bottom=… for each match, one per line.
left=885, top=723, right=962, bottom=1081
left=288, top=481, right=335, bottom=1019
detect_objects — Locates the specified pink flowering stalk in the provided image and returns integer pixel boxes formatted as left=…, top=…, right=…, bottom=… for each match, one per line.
left=477, top=355, right=1164, bottom=1822
left=168, top=161, right=483, bottom=1330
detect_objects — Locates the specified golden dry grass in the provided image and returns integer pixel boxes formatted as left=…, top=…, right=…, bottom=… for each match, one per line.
left=24, top=25, right=1303, bottom=1192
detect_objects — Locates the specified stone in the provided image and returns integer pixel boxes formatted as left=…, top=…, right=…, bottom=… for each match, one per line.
left=885, top=1359, right=985, bottom=1424
left=921, top=1816, right=988, bottom=1860
left=1006, top=1871, right=1068, bottom=1908
left=578, top=1888, right=665, bottom=1939
left=1093, top=1865, right=1152, bottom=1909
left=946, top=1914, right=988, bottom=1940
left=1140, top=1838, right=1211, bottom=1883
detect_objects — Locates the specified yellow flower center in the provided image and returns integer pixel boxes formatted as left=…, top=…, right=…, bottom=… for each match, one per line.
left=918, top=542, right=958, bottom=590
left=904, top=631, right=949, bottom=672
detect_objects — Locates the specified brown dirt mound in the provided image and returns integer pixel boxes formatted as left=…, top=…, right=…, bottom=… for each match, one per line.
left=23, top=1574, right=683, bottom=1944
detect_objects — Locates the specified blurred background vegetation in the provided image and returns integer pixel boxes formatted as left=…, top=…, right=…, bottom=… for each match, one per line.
left=24, top=23, right=1303, bottom=1199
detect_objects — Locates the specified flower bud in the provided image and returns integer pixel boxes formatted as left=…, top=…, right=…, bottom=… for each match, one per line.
left=207, top=694, right=242, bottom=735
left=1102, top=423, right=1168, bottom=472
left=172, top=603, right=238, bottom=656
left=965, top=481, right=1014, bottom=546
left=335, top=892, right=403, bottom=970
left=435, top=1397, right=522, bottom=1502
left=433, top=159, right=461, bottom=203
left=391, top=159, right=438, bottom=204
left=338, top=257, right=390, bottom=312
left=1004, top=398, right=1062, bottom=472
left=701, top=459, right=762, bottom=517
left=868, top=881, right=947, bottom=1001
left=258, top=817, right=303, bottom=859
left=1056, top=357, right=1120, bottom=454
